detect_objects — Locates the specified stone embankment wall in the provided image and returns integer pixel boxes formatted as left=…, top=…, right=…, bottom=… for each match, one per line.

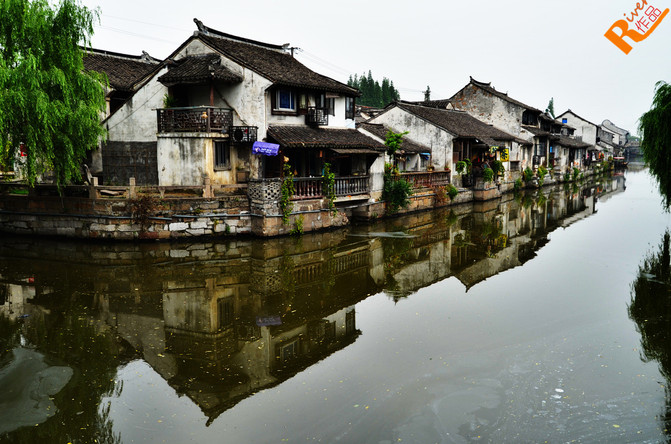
left=0, top=173, right=580, bottom=240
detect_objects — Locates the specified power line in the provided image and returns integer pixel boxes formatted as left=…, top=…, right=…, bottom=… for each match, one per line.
left=98, top=25, right=182, bottom=46
left=102, top=14, right=191, bottom=33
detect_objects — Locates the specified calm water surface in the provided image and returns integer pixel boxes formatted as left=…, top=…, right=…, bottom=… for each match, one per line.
left=2, top=168, right=671, bottom=443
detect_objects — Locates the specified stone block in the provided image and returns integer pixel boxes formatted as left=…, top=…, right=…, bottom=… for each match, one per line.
left=169, top=222, right=188, bottom=231
left=190, top=221, right=208, bottom=230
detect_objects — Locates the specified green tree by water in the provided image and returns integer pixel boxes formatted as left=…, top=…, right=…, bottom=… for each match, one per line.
left=639, top=81, right=671, bottom=208
left=348, top=71, right=400, bottom=108
left=0, top=0, right=107, bottom=187
left=629, top=230, right=671, bottom=434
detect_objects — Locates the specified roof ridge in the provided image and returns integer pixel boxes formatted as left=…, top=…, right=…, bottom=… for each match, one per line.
left=84, top=47, right=160, bottom=64
left=193, top=18, right=287, bottom=52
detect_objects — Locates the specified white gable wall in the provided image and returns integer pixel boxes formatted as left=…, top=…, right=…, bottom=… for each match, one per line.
left=106, top=66, right=168, bottom=142
left=368, top=106, right=454, bottom=173
left=559, top=112, right=598, bottom=146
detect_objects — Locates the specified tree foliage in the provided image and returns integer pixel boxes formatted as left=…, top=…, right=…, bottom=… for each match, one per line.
left=0, top=0, right=107, bottom=187
left=639, top=81, right=671, bottom=208
left=384, top=129, right=409, bottom=157
left=347, top=70, right=400, bottom=108
left=545, top=97, right=555, bottom=118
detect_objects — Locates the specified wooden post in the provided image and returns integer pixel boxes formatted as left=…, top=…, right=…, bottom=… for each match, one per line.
left=88, top=176, right=98, bottom=200
left=203, top=176, right=213, bottom=198
left=129, top=177, right=136, bottom=199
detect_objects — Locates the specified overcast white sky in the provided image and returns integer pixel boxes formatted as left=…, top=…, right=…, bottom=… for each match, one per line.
left=80, top=0, right=671, bottom=135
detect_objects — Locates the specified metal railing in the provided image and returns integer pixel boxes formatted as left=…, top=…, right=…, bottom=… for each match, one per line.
left=305, top=107, right=329, bottom=126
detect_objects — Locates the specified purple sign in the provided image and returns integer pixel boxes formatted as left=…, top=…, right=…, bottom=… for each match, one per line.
left=256, top=315, right=282, bottom=327
left=252, top=141, right=280, bottom=156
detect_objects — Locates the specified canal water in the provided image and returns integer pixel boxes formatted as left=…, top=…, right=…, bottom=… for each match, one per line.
left=1, top=167, right=671, bottom=443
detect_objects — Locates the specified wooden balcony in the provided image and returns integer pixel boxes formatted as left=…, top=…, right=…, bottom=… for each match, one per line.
left=157, top=107, right=233, bottom=133
left=305, top=107, right=329, bottom=126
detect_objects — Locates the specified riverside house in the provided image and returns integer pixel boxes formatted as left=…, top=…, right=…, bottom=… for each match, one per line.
left=363, top=101, right=528, bottom=189
left=95, top=19, right=385, bottom=198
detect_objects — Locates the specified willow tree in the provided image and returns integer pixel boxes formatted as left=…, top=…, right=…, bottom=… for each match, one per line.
left=639, top=81, right=671, bottom=208
left=0, top=0, right=107, bottom=187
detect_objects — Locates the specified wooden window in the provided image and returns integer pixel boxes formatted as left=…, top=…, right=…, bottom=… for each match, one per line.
left=217, top=298, right=234, bottom=329
left=272, top=88, right=297, bottom=114
left=345, top=97, right=355, bottom=120
left=214, top=140, right=230, bottom=170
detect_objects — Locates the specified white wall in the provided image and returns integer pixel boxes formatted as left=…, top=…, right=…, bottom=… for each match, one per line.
left=368, top=106, right=454, bottom=174
left=106, top=66, right=169, bottom=142
left=560, top=112, right=598, bottom=146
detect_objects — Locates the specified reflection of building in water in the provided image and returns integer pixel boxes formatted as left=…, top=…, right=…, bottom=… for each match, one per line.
left=0, top=173, right=628, bottom=423
left=0, top=276, right=37, bottom=321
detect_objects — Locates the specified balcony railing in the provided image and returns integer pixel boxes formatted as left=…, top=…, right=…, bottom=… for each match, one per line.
left=292, top=176, right=370, bottom=200
left=399, top=171, right=451, bottom=188
left=334, top=176, right=369, bottom=196
left=157, top=107, right=233, bottom=133
left=293, top=177, right=323, bottom=200
left=229, top=126, right=258, bottom=144
left=305, top=107, right=329, bottom=126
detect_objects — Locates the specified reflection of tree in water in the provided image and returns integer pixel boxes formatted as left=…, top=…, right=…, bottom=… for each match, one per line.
left=4, top=298, right=127, bottom=444
left=629, top=231, right=671, bottom=439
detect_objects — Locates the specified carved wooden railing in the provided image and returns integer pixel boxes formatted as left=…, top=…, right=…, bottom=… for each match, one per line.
left=399, top=171, right=451, bottom=188
left=157, top=107, right=233, bottom=133
left=292, top=176, right=370, bottom=200
left=334, top=176, right=369, bottom=196
left=293, top=177, right=323, bottom=200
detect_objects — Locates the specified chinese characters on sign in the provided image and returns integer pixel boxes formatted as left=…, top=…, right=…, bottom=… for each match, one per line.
left=252, top=141, right=280, bottom=156
left=605, top=1, right=669, bottom=54
left=500, top=148, right=510, bottom=162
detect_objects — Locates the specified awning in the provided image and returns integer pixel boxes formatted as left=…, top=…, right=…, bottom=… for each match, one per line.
left=252, top=141, right=280, bottom=156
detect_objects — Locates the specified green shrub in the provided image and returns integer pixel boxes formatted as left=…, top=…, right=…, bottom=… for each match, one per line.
left=280, top=164, right=295, bottom=224
left=492, top=160, right=505, bottom=178
left=483, top=167, right=494, bottom=183
left=572, top=167, right=580, bottom=181
left=289, top=214, right=304, bottom=236
left=523, top=167, right=534, bottom=182
left=537, top=165, right=548, bottom=186
left=447, top=184, right=459, bottom=200
left=383, top=162, right=413, bottom=214
left=455, top=161, right=466, bottom=175
left=514, top=178, right=523, bottom=192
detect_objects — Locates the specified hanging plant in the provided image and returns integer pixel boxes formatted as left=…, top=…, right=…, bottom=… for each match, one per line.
left=280, top=164, right=295, bottom=224
left=322, top=162, right=337, bottom=215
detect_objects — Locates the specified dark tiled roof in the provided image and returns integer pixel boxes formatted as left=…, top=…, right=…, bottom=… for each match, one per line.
left=158, top=54, right=242, bottom=85
left=358, top=123, right=430, bottom=153
left=454, top=77, right=542, bottom=113
left=410, top=99, right=451, bottom=109
left=394, top=102, right=519, bottom=145
left=601, top=119, right=629, bottom=136
left=268, top=125, right=385, bottom=151
left=557, top=135, right=591, bottom=149
left=521, top=125, right=550, bottom=136
left=196, top=22, right=358, bottom=96
left=83, top=49, right=159, bottom=92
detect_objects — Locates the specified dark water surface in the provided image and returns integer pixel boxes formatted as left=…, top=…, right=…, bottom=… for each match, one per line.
left=2, top=168, right=671, bottom=443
